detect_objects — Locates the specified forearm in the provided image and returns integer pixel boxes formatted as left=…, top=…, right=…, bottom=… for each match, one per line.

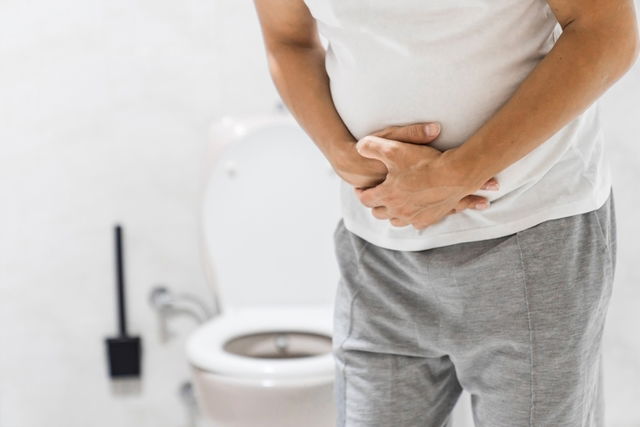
left=446, top=12, right=639, bottom=193
left=265, top=42, right=355, bottom=165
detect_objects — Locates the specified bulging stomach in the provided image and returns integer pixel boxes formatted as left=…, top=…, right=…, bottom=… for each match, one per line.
left=321, top=6, right=558, bottom=151
left=327, top=50, right=544, bottom=152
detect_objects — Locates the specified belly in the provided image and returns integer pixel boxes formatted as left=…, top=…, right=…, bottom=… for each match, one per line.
left=327, top=55, right=530, bottom=151
left=316, top=0, right=559, bottom=151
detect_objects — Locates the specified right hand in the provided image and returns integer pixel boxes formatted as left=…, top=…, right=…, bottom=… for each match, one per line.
left=332, top=122, right=500, bottom=191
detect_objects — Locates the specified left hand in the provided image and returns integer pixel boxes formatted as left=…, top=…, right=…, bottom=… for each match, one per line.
left=354, top=135, right=494, bottom=230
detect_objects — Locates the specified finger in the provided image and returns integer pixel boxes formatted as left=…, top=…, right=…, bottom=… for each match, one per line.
left=479, top=177, right=500, bottom=191
left=355, top=135, right=402, bottom=172
left=461, top=195, right=491, bottom=210
left=389, top=217, right=410, bottom=227
left=412, top=220, right=433, bottom=230
left=355, top=184, right=389, bottom=208
left=448, top=197, right=489, bottom=214
left=371, top=122, right=441, bottom=145
left=371, top=206, right=392, bottom=220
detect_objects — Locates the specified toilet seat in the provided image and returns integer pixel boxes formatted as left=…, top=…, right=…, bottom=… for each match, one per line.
left=187, top=305, right=335, bottom=380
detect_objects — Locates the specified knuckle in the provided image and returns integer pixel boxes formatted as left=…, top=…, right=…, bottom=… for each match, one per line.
left=360, top=196, right=375, bottom=208
left=390, top=218, right=405, bottom=227
left=381, top=143, right=398, bottom=157
left=379, top=145, right=392, bottom=156
left=356, top=193, right=370, bottom=206
left=381, top=195, right=395, bottom=206
left=396, top=207, right=410, bottom=218
left=359, top=136, right=375, bottom=148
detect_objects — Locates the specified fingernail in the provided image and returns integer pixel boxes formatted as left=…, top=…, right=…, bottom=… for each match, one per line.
left=486, top=183, right=499, bottom=191
left=475, top=202, right=490, bottom=209
left=425, top=123, right=440, bottom=137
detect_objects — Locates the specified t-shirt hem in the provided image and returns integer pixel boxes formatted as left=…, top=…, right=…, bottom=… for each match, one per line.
left=342, top=183, right=612, bottom=252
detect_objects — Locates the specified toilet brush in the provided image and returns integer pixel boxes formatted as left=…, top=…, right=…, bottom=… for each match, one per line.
left=105, top=224, right=142, bottom=378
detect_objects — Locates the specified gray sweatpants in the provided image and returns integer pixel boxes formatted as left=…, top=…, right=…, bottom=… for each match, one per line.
left=332, top=189, right=616, bottom=427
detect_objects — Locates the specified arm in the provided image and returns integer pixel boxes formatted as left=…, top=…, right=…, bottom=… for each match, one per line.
left=443, top=0, right=639, bottom=193
left=253, top=0, right=353, bottom=162
left=253, top=0, right=453, bottom=190
left=253, top=0, right=385, bottom=188
left=353, top=0, right=638, bottom=229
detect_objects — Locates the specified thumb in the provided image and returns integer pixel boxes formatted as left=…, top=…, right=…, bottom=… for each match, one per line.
left=355, top=135, right=400, bottom=172
left=371, top=122, right=441, bottom=145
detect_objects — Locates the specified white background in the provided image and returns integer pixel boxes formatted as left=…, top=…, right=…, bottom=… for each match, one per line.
left=0, top=1, right=638, bottom=426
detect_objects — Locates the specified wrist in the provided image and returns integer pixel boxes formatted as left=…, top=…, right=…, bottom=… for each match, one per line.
left=327, top=140, right=357, bottom=172
left=437, top=147, right=489, bottom=195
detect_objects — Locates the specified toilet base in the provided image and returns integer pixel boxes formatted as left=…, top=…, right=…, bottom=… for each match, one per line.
left=191, top=366, right=336, bottom=427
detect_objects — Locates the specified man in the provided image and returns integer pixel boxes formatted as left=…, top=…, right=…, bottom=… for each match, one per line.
left=253, top=0, right=638, bottom=426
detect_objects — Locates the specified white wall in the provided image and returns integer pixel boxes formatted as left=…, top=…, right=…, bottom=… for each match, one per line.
left=0, top=1, right=638, bottom=426
left=597, top=54, right=640, bottom=426
left=0, top=1, right=278, bottom=426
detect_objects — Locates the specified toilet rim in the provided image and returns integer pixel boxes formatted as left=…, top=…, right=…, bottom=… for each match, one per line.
left=186, top=305, right=335, bottom=380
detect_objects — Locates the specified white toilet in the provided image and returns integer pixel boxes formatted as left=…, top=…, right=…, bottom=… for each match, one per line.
left=186, top=110, right=341, bottom=427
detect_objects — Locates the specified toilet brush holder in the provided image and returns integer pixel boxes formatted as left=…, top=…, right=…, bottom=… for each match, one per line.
left=105, top=224, right=142, bottom=378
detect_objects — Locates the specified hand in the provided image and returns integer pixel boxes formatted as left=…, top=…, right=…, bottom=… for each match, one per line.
left=331, top=123, right=443, bottom=189
left=332, top=122, right=500, bottom=191
left=354, top=135, right=496, bottom=229
left=330, top=122, right=499, bottom=218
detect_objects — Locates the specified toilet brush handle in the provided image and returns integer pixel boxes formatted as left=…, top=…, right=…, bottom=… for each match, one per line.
left=114, top=224, right=128, bottom=337
left=105, top=224, right=141, bottom=378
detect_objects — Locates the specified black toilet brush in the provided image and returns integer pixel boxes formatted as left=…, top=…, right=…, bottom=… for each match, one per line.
left=105, top=224, right=142, bottom=378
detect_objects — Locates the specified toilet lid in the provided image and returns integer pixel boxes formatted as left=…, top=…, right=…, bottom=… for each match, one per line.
left=186, top=305, right=335, bottom=379
left=201, top=114, right=342, bottom=311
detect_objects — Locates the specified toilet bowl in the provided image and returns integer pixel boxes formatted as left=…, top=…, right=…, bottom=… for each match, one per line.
left=187, top=306, right=336, bottom=427
left=186, top=110, right=341, bottom=427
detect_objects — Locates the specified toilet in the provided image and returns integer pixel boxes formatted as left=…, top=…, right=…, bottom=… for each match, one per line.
left=186, top=110, right=341, bottom=427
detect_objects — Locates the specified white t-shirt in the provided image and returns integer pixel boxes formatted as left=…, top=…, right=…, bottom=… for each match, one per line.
left=304, top=0, right=613, bottom=251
